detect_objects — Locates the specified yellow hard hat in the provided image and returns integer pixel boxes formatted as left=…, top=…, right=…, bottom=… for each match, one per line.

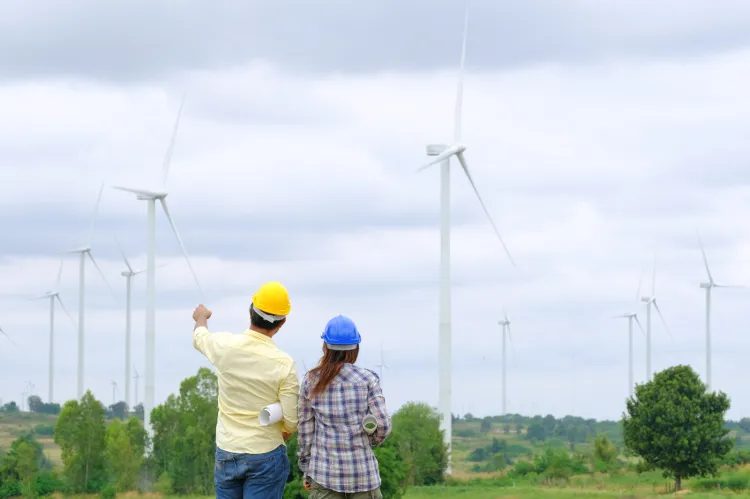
left=252, top=281, right=291, bottom=320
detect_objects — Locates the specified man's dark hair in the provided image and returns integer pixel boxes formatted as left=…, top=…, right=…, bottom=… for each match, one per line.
left=250, top=308, right=285, bottom=331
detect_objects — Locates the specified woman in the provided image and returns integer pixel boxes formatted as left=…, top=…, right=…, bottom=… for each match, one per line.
left=297, top=315, right=392, bottom=499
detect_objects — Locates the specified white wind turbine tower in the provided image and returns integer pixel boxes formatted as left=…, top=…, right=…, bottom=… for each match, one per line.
left=30, top=259, right=77, bottom=402
left=614, top=271, right=645, bottom=398
left=66, top=183, right=119, bottom=399
left=417, top=8, right=515, bottom=469
left=111, top=380, right=118, bottom=405
left=497, top=312, right=514, bottom=416
left=374, top=344, right=390, bottom=380
left=112, top=95, right=203, bottom=434
left=697, top=231, right=745, bottom=391
left=640, top=259, right=672, bottom=381
left=133, top=368, right=140, bottom=407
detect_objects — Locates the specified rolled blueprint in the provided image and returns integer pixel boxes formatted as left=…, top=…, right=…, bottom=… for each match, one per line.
left=259, top=402, right=283, bottom=426
left=363, top=414, right=378, bottom=435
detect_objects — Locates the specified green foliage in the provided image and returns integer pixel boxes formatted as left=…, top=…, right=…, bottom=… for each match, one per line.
left=32, top=424, right=54, bottom=437
left=593, top=434, right=618, bottom=473
left=0, top=402, right=18, bottom=414
left=0, top=434, right=44, bottom=497
left=54, top=391, right=108, bottom=493
left=154, top=472, right=174, bottom=495
left=149, top=367, right=218, bottom=495
left=479, top=418, right=491, bottom=433
left=26, top=396, right=60, bottom=416
left=623, top=364, right=733, bottom=491
left=105, top=417, right=147, bottom=491
left=373, top=439, right=408, bottom=499
left=390, top=402, right=448, bottom=486
left=693, top=471, right=750, bottom=492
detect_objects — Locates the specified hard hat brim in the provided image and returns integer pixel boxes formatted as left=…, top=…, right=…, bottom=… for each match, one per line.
left=325, top=343, right=358, bottom=351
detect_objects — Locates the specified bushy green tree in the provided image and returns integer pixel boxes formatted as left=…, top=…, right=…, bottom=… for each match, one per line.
left=106, top=417, right=147, bottom=491
left=623, top=365, right=732, bottom=491
left=593, top=435, right=618, bottom=472
left=54, top=391, right=108, bottom=493
left=373, top=438, right=408, bottom=499
left=390, top=403, right=447, bottom=486
left=149, top=367, right=218, bottom=495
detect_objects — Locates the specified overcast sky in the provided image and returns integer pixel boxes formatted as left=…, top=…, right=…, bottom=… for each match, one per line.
left=3, top=0, right=750, bottom=421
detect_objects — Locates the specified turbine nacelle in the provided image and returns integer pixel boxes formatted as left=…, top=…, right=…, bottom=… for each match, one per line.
left=65, top=246, right=91, bottom=254
left=641, top=296, right=653, bottom=304
left=700, top=282, right=712, bottom=289
left=112, top=186, right=168, bottom=200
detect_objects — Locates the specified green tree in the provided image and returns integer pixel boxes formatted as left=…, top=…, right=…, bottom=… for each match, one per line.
left=622, top=365, right=732, bottom=491
left=373, top=438, right=408, bottom=499
left=149, top=367, right=218, bottom=495
left=480, top=418, right=491, bottom=433
left=1, top=401, right=18, bottom=413
left=525, top=423, right=545, bottom=442
left=54, top=391, right=108, bottom=493
left=0, top=435, right=43, bottom=497
left=106, top=417, right=147, bottom=491
left=594, top=435, right=617, bottom=468
left=390, top=403, right=447, bottom=486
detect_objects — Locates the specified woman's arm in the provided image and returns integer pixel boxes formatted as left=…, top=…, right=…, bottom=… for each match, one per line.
left=367, top=377, right=392, bottom=446
left=297, top=377, right=315, bottom=474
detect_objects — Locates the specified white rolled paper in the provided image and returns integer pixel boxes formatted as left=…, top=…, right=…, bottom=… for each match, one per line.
left=259, top=402, right=283, bottom=426
left=363, top=414, right=378, bottom=435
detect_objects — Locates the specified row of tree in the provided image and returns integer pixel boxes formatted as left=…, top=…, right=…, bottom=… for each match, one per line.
left=0, top=368, right=449, bottom=499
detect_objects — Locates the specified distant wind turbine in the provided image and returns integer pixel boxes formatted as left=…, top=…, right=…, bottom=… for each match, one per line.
left=115, top=238, right=167, bottom=409
left=697, top=231, right=745, bottom=391
left=614, top=270, right=646, bottom=398
left=374, top=344, right=390, bottom=380
left=30, top=259, right=77, bottom=402
left=111, top=380, right=118, bottom=405
left=498, top=311, right=514, bottom=415
left=65, top=183, right=119, bottom=400
left=417, top=8, right=514, bottom=470
left=112, top=95, right=203, bottom=435
left=640, top=257, right=672, bottom=381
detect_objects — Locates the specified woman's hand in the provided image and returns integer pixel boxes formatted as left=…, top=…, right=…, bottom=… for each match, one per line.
left=303, top=480, right=311, bottom=491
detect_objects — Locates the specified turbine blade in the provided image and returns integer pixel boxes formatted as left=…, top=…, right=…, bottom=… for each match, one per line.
left=114, top=236, right=134, bottom=273
left=714, top=284, right=747, bottom=289
left=696, top=230, right=714, bottom=283
left=56, top=295, right=77, bottom=329
left=417, top=147, right=459, bottom=172
left=55, top=258, right=64, bottom=290
left=456, top=151, right=516, bottom=266
left=634, top=315, right=645, bottom=336
left=87, top=182, right=105, bottom=246
left=0, top=326, right=17, bottom=346
left=635, top=267, right=644, bottom=305
left=612, top=313, right=630, bottom=319
left=161, top=94, right=186, bottom=189
left=159, top=198, right=204, bottom=298
left=653, top=301, right=673, bottom=341
left=454, top=7, right=468, bottom=142
left=88, top=252, right=119, bottom=303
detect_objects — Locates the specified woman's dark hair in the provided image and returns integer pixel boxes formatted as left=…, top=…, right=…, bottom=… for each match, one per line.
left=309, top=344, right=360, bottom=398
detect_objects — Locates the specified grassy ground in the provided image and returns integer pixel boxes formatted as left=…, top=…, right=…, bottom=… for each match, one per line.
left=404, top=486, right=750, bottom=498
left=0, top=412, right=61, bottom=465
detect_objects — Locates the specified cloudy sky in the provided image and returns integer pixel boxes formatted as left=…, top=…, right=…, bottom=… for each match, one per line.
left=3, top=0, right=750, bottom=422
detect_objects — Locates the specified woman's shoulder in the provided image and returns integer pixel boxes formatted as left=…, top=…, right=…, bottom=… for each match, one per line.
left=346, top=364, right=380, bottom=383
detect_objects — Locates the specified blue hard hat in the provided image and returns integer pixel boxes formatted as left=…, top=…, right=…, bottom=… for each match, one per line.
left=321, top=315, right=361, bottom=351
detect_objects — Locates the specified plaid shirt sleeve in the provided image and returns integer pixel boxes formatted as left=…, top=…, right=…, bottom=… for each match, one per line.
left=367, top=375, right=392, bottom=447
left=297, top=376, right=315, bottom=475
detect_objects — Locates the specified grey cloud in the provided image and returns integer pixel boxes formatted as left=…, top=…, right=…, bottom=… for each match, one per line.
left=3, top=1, right=750, bottom=81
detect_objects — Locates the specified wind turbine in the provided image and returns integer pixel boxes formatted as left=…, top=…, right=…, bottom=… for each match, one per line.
left=133, top=367, right=140, bottom=407
left=66, top=182, right=119, bottom=399
left=697, top=232, right=745, bottom=391
left=374, top=344, right=390, bottom=380
left=640, top=258, right=672, bottom=381
left=416, top=8, right=514, bottom=472
left=30, top=259, right=77, bottom=402
left=112, top=95, right=203, bottom=435
left=115, top=238, right=166, bottom=409
left=498, top=312, right=514, bottom=416
left=614, top=271, right=646, bottom=398
left=111, top=380, right=118, bottom=405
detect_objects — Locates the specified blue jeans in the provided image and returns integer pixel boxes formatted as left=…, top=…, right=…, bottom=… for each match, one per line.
left=214, top=445, right=289, bottom=499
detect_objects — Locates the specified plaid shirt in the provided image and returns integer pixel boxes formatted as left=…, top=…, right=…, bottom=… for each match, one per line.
left=297, top=363, right=392, bottom=493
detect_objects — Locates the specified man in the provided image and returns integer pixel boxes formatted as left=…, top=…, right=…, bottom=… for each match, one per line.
left=193, top=281, right=299, bottom=499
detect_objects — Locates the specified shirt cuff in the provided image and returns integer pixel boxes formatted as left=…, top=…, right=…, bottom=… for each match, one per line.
left=194, top=325, right=209, bottom=333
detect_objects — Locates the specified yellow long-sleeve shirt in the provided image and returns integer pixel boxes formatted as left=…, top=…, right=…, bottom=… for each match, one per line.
left=193, top=326, right=299, bottom=454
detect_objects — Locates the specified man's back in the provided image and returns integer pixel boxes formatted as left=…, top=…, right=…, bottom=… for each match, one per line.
left=194, top=327, right=299, bottom=454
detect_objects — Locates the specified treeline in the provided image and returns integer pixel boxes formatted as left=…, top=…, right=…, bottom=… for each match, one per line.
left=0, top=368, right=448, bottom=499
left=1, top=397, right=145, bottom=422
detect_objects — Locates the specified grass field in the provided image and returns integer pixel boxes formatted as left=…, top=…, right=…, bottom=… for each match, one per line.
left=5, top=413, right=750, bottom=498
